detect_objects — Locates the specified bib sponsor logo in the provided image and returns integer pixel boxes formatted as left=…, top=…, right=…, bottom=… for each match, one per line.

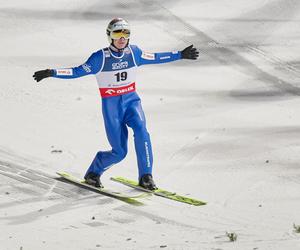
left=141, top=51, right=155, bottom=60
left=116, top=85, right=134, bottom=94
left=105, top=89, right=116, bottom=95
left=124, top=47, right=131, bottom=54
left=105, top=85, right=134, bottom=95
left=100, top=83, right=136, bottom=98
left=104, top=50, right=110, bottom=58
left=112, top=61, right=128, bottom=70
left=56, top=69, right=73, bottom=76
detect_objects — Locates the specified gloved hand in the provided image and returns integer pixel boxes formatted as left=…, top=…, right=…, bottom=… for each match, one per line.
left=33, top=69, right=54, bottom=82
left=181, top=45, right=199, bottom=60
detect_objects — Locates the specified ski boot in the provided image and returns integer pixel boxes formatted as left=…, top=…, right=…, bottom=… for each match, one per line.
left=139, top=174, right=157, bottom=190
left=84, top=172, right=103, bottom=188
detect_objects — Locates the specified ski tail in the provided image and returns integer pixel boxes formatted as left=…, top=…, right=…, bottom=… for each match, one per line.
left=57, top=172, right=144, bottom=206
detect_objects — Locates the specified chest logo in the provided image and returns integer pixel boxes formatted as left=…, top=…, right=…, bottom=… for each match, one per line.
left=112, top=61, right=128, bottom=70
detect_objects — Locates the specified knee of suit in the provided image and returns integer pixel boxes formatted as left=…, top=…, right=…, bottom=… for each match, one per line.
left=112, top=149, right=127, bottom=163
left=95, top=149, right=127, bottom=163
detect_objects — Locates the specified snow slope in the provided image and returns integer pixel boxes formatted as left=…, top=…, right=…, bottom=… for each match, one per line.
left=0, top=0, right=300, bottom=249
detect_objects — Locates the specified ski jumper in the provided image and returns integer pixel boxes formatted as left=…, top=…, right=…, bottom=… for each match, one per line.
left=53, top=45, right=181, bottom=179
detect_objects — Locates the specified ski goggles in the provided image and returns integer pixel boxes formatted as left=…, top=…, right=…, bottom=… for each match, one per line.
left=110, top=29, right=130, bottom=39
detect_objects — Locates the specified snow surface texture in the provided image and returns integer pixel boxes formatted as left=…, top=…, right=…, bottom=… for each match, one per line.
left=0, top=0, right=300, bottom=249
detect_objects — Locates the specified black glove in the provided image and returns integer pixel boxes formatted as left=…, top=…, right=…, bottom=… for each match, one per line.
left=33, top=69, right=54, bottom=82
left=181, top=45, right=199, bottom=60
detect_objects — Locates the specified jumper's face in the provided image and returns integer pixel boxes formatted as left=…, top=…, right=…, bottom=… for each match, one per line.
left=113, top=37, right=128, bottom=49
left=111, top=29, right=130, bottom=49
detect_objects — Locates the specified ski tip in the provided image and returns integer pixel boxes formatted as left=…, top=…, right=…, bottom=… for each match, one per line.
left=111, top=176, right=207, bottom=206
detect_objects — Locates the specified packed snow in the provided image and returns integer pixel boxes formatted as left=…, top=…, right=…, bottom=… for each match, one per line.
left=0, top=0, right=300, bottom=249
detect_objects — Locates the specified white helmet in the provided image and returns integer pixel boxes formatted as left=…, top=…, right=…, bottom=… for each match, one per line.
left=106, top=18, right=130, bottom=44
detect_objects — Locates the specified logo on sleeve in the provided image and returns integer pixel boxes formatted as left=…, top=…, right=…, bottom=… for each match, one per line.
left=82, top=63, right=92, bottom=73
left=141, top=52, right=155, bottom=60
left=56, top=69, right=73, bottom=76
left=159, top=56, right=171, bottom=60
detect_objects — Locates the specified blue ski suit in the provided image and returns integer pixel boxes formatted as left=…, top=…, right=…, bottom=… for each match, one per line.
left=53, top=45, right=181, bottom=180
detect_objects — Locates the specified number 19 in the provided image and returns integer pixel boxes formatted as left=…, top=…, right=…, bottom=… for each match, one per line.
left=115, top=72, right=127, bottom=82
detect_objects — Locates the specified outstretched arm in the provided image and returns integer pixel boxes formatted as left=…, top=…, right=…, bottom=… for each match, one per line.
left=33, top=51, right=103, bottom=82
left=130, top=44, right=199, bottom=66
